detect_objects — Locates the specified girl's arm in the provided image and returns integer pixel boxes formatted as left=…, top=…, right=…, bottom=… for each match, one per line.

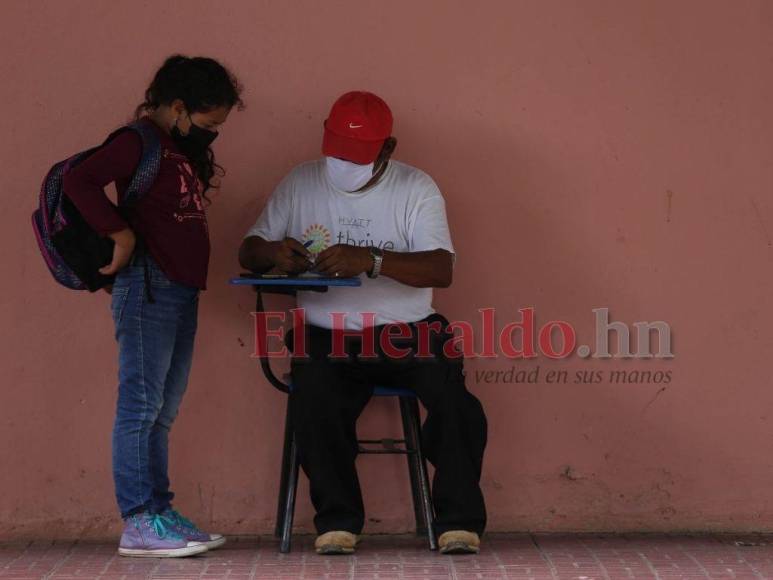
left=62, top=130, right=143, bottom=237
left=63, top=130, right=143, bottom=275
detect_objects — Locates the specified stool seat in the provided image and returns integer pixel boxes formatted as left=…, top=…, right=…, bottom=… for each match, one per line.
left=281, top=374, right=415, bottom=398
left=374, top=386, right=415, bottom=397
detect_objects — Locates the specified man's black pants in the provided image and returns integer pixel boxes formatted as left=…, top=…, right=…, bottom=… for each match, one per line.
left=287, top=314, right=487, bottom=536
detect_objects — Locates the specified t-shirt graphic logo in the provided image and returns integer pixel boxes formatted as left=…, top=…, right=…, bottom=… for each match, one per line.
left=172, top=161, right=206, bottom=227
left=177, top=161, right=203, bottom=211
left=302, top=223, right=331, bottom=255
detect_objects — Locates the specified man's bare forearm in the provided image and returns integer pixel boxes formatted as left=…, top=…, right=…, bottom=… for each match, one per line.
left=241, top=236, right=453, bottom=286
left=380, top=249, right=453, bottom=288
left=239, top=236, right=313, bottom=274
left=238, top=236, right=276, bottom=272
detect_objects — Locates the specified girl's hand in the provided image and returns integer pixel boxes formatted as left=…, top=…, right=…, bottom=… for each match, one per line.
left=100, top=228, right=136, bottom=276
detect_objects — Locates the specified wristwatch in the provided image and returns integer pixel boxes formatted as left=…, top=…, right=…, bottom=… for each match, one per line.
left=367, top=247, right=384, bottom=279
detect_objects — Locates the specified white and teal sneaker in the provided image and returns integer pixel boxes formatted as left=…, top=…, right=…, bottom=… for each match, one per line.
left=162, top=508, right=226, bottom=551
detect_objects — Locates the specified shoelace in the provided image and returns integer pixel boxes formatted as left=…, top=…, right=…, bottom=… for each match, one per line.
left=134, top=513, right=180, bottom=540
left=166, top=509, right=200, bottom=532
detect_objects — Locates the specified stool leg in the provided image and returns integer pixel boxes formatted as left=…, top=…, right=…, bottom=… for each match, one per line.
left=400, top=397, right=427, bottom=535
left=274, top=401, right=293, bottom=539
left=401, top=396, right=438, bottom=551
left=279, top=433, right=300, bottom=553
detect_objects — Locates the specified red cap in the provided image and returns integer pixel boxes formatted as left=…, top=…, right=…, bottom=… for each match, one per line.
left=322, top=91, right=393, bottom=164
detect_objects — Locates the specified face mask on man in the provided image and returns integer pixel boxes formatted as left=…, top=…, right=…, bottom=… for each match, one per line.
left=171, top=114, right=219, bottom=160
left=325, top=156, right=375, bottom=192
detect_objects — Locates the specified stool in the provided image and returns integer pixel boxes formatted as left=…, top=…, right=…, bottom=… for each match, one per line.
left=273, top=383, right=437, bottom=553
left=252, top=288, right=437, bottom=553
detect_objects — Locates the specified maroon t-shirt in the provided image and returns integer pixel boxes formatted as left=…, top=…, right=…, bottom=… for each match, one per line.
left=63, top=118, right=210, bottom=289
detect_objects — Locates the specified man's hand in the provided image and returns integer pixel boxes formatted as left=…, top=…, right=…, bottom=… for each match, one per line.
left=99, top=228, right=136, bottom=276
left=313, top=244, right=373, bottom=277
left=271, top=237, right=312, bottom=274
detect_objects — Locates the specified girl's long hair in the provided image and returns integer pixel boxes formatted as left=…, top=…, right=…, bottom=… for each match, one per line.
left=135, top=55, right=243, bottom=200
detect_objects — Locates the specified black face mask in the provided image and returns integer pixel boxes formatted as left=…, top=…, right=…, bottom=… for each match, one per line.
left=171, top=116, right=218, bottom=160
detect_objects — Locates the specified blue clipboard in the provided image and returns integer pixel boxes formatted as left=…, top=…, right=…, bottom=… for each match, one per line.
left=229, top=274, right=362, bottom=288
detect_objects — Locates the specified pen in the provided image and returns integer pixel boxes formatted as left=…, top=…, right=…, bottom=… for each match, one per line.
left=293, top=240, right=314, bottom=262
left=293, top=239, right=314, bottom=259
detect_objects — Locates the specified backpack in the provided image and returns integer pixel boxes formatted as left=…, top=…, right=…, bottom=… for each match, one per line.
left=32, top=122, right=162, bottom=292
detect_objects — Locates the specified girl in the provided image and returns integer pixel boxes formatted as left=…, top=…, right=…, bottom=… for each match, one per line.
left=63, top=55, right=242, bottom=558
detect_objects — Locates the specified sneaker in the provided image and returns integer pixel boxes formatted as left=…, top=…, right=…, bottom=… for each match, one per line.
left=118, top=512, right=208, bottom=558
left=438, top=530, right=480, bottom=554
left=162, top=508, right=226, bottom=551
left=314, top=530, right=359, bottom=555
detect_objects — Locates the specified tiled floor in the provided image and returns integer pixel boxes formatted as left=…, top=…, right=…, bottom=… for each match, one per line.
left=1, top=534, right=773, bottom=579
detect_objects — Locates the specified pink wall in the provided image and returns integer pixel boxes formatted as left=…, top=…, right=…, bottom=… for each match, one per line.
left=2, top=0, right=773, bottom=539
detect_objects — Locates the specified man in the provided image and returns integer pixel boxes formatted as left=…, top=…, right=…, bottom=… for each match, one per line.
left=239, top=91, right=487, bottom=555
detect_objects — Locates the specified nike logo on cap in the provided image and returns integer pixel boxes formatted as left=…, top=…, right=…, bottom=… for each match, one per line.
left=349, top=123, right=363, bottom=129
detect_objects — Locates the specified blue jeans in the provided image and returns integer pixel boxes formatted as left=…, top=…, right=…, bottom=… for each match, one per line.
left=110, top=257, right=199, bottom=519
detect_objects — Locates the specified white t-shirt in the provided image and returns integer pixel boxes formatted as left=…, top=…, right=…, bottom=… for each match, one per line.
left=245, top=159, right=455, bottom=330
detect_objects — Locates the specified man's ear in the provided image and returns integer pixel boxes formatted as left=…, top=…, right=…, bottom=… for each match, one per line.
left=383, top=137, right=397, bottom=157
left=374, top=137, right=397, bottom=173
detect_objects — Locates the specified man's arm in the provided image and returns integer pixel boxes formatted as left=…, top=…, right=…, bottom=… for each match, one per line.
left=380, top=248, right=453, bottom=288
left=312, top=245, right=453, bottom=288
left=238, top=235, right=312, bottom=274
